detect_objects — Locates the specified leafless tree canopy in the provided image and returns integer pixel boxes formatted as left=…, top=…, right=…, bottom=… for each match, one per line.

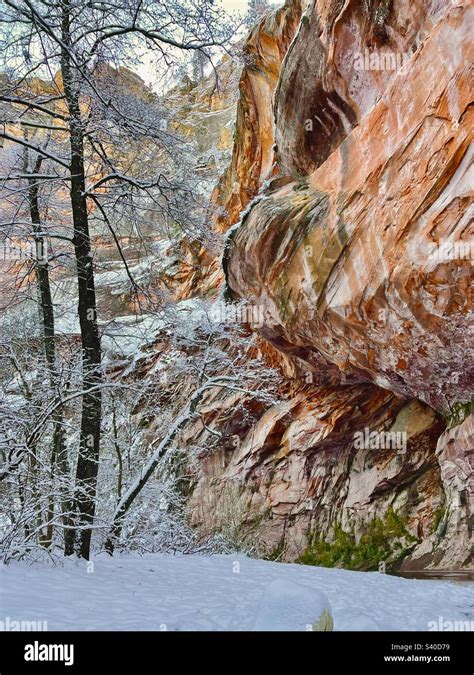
left=0, top=0, right=279, bottom=562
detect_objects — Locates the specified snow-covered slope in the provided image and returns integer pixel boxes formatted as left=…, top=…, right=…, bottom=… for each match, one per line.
left=1, top=553, right=472, bottom=631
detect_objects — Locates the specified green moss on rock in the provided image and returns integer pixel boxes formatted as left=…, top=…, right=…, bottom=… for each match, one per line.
left=446, top=399, right=474, bottom=429
left=298, top=507, right=416, bottom=571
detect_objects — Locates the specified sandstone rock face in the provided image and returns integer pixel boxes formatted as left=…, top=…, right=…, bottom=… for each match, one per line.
left=186, top=0, right=473, bottom=570
left=211, top=0, right=303, bottom=231
left=187, top=377, right=445, bottom=563
left=227, top=0, right=473, bottom=414
left=168, top=53, right=240, bottom=158
left=274, top=0, right=452, bottom=175
left=409, top=415, right=473, bottom=570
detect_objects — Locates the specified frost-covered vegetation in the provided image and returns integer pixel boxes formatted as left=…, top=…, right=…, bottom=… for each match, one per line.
left=0, top=0, right=264, bottom=562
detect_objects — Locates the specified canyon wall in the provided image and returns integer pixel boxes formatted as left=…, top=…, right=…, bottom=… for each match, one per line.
left=211, top=0, right=303, bottom=231
left=187, top=0, right=473, bottom=571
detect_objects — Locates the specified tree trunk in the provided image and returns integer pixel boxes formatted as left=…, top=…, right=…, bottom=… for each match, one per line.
left=61, top=0, right=102, bottom=560
left=105, top=383, right=211, bottom=553
left=26, top=152, right=71, bottom=550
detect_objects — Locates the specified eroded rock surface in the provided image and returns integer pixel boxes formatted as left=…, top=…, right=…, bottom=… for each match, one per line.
left=211, top=0, right=303, bottom=231
left=227, top=1, right=473, bottom=414
left=187, top=0, right=473, bottom=570
left=186, top=374, right=446, bottom=564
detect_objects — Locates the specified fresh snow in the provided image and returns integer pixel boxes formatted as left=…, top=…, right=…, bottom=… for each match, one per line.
left=1, top=553, right=473, bottom=631
left=252, top=578, right=332, bottom=631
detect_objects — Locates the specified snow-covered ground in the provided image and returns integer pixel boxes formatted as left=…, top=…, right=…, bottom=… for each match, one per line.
left=1, top=553, right=473, bottom=631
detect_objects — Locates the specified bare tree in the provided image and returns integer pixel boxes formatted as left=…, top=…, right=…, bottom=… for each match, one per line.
left=0, top=0, right=237, bottom=559
left=104, top=299, right=282, bottom=553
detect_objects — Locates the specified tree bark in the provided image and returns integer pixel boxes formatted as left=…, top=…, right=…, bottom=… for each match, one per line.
left=61, top=0, right=102, bottom=560
left=26, top=150, right=71, bottom=549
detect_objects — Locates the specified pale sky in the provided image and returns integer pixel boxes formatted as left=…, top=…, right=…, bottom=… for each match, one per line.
left=221, top=0, right=248, bottom=9
left=135, top=0, right=284, bottom=91
left=222, top=0, right=281, bottom=11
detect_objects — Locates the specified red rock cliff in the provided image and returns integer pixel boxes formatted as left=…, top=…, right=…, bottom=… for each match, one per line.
left=189, top=0, right=473, bottom=571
